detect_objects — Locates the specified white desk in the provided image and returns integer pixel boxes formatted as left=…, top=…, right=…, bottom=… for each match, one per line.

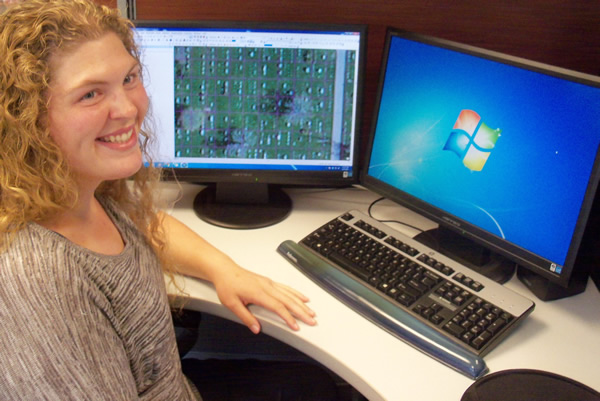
left=163, top=182, right=600, bottom=401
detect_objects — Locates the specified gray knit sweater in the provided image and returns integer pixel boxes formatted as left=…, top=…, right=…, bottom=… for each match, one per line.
left=0, top=198, right=198, bottom=400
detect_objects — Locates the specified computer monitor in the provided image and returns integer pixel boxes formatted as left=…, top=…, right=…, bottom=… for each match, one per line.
left=133, top=21, right=366, bottom=228
left=362, top=28, right=600, bottom=300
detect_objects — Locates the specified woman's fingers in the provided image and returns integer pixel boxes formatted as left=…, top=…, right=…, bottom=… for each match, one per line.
left=216, top=276, right=317, bottom=333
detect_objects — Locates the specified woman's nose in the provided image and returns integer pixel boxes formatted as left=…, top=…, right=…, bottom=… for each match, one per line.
left=109, top=89, right=137, bottom=120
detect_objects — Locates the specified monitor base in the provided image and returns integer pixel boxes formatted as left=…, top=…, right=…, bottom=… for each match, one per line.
left=414, top=226, right=516, bottom=284
left=516, top=266, right=588, bottom=301
left=193, top=183, right=292, bottom=229
left=415, top=226, right=590, bottom=301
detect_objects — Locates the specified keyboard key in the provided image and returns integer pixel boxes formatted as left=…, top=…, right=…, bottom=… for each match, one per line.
left=471, top=331, right=492, bottom=350
left=444, top=321, right=465, bottom=337
left=431, top=314, right=444, bottom=325
left=487, top=319, right=506, bottom=335
left=397, top=293, right=415, bottom=306
left=328, top=252, right=370, bottom=281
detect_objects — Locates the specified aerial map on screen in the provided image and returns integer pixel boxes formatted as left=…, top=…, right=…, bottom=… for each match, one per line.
left=173, top=45, right=357, bottom=162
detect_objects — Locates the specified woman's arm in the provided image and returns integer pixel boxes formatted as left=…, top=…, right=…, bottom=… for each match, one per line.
left=157, top=212, right=317, bottom=334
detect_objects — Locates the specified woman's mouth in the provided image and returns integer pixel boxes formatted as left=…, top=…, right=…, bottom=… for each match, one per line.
left=97, top=128, right=134, bottom=144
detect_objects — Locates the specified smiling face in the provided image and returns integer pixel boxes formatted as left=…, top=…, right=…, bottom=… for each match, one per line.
left=46, top=32, right=149, bottom=193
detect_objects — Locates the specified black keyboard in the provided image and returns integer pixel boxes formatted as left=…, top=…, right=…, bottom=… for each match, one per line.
left=277, top=210, right=535, bottom=379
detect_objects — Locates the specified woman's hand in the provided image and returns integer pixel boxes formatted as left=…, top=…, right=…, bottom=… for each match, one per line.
left=212, top=265, right=317, bottom=334
left=157, top=212, right=317, bottom=333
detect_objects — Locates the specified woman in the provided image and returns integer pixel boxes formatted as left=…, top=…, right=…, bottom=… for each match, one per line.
left=0, top=1, right=327, bottom=399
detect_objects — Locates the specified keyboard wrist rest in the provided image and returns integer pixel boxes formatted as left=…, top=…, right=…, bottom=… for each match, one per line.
left=277, top=239, right=488, bottom=380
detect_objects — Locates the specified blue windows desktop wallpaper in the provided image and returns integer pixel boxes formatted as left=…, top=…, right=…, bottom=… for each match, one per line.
left=368, top=37, right=600, bottom=268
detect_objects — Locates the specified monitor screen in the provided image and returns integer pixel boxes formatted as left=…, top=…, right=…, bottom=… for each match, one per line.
left=362, top=29, right=600, bottom=293
left=133, top=21, right=366, bottom=228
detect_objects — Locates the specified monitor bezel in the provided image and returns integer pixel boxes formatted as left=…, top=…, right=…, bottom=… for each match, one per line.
left=133, top=19, right=367, bottom=188
left=361, top=28, right=600, bottom=288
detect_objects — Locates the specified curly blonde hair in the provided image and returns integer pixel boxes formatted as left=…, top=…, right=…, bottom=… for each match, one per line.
left=0, top=0, right=168, bottom=270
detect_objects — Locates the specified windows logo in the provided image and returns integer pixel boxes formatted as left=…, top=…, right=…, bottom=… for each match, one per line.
left=443, top=110, right=501, bottom=171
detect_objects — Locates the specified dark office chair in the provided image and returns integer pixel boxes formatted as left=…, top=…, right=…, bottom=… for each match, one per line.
left=172, top=308, right=203, bottom=359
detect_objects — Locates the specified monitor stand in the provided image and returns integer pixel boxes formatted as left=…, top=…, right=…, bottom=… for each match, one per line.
left=193, top=182, right=292, bottom=229
left=413, top=226, right=516, bottom=284
left=415, top=226, right=592, bottom=300
left=515, top=266, right=588, bottom=301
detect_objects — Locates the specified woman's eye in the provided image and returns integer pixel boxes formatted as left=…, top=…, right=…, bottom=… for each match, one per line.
left=124, top=71, right=140, bottom=85
left=80, top=91, right=97, bottom=101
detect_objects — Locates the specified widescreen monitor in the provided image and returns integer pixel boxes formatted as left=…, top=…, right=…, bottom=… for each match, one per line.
left=133, top=21, right=366, bottom=228
left=362, top=29, right=600, bottom=300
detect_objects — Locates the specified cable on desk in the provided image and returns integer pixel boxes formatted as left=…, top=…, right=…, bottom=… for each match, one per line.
left=367, top=197, right=440, bottom=251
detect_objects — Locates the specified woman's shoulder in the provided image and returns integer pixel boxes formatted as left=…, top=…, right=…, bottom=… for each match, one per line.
left=0, top=224, right=63, bottom=291
left=1, top=224, right=53, bottom=261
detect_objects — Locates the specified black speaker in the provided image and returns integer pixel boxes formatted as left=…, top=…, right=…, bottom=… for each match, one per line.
left=571, top=183, right=599, bottom=295
left=592, top=268, right=600, bottom=291
left=581, top=185, right=600, bottom=291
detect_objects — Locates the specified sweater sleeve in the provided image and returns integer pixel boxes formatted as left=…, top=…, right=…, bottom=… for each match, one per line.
left=0, top=234, right=139, bottom=401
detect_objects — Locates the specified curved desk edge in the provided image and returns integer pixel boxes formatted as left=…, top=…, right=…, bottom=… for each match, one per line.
left=166, top=274, right=386, bottom=401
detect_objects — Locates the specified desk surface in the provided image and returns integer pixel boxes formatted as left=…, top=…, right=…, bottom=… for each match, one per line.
left=164, top=182, right=600, bottom=401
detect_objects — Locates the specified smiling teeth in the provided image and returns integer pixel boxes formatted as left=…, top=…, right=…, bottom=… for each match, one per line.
left=100, top=129, right=133, bottom=143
